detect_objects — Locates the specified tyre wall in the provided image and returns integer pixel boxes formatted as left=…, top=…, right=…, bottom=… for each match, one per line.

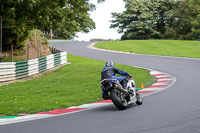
left=0, top=52, right=67, bottom=82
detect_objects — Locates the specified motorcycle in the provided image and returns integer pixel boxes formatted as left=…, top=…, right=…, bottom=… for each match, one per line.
left=101, top=76, right=143, bottom=110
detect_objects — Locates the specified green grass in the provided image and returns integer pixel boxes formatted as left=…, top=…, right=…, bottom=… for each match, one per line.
left=0, top=55, right=155, bottom=116
left=95, top=40, right=200, bottom=58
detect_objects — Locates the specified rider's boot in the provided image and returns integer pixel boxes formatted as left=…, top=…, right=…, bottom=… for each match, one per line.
left=102, top=90, right=110, bottom=100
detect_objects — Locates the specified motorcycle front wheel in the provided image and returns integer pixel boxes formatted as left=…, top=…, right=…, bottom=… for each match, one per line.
left=110, top=89, right=128, bottom=110
left=136, top=93, right=143, bottom=105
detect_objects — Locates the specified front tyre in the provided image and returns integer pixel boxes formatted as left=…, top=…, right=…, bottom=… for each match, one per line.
left=110, top=89, right=128, bottom=110
left=136, top=93, right=143, bottom=105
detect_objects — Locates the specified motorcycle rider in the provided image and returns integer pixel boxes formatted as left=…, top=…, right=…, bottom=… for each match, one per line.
left=101, top=60, right=131, bottom=100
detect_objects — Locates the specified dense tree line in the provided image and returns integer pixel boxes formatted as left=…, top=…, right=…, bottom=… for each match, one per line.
left=110, top=0, right=200, bottom=40
left=0, top=0, right=96, bottom=48
left=1, top=0, right=199, bottom=49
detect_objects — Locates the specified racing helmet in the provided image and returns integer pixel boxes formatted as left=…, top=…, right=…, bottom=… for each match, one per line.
left=105, top=60, right=114, bottom=67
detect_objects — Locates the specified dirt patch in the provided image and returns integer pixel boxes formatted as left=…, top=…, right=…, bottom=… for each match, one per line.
left=2, top=30, right=52, bottom=61
left=17, top=113, right=30, bottom=116
left=18, top=30, right=52, bottom=60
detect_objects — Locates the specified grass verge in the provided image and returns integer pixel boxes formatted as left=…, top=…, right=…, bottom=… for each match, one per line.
left=0, top=54, right=155, bottom=116
left=95, top=40, right=200, bottom=58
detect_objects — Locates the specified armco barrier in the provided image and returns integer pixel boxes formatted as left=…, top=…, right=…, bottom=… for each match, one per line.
left=0, top=51, right=67, bottom=82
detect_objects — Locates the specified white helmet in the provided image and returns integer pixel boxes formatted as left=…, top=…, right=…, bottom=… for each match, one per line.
left=105, top=60, right=114, bottom=67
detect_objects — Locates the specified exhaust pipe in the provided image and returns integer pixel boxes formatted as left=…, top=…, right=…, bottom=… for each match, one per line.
left=115, top=84, right=129, bottom=95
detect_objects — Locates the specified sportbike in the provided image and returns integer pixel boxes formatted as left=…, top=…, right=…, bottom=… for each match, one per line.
left=101, top=76, right=143, bottom=110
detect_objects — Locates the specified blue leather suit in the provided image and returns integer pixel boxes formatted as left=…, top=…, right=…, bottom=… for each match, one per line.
left=101, top=66, right=129, bottom=98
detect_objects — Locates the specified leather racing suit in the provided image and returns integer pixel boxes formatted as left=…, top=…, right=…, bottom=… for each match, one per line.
left=101, top=66, right=130, bottom=99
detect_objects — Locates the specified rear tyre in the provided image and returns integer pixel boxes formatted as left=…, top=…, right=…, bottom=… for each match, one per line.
left=110, top=89, right=128, bottom=110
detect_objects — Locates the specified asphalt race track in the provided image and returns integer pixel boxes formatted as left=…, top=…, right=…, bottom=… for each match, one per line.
left=0, top=41, right=200, bottom=133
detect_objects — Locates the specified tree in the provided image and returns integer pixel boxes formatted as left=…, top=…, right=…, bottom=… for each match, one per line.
left=190, top=0, right=200, bottom=39
left=165, top=0, right=200, bottom=39
left=110, top=0, right=174, bottom=40
left=166, top=0, right=195, bottom=39
left=161, top=0, right=200, bottom=39
left=0, top=0, right=96, bottom=49
left=192, top=14, right=200, bottom=39
left=52, top=0, right=95, bottom=39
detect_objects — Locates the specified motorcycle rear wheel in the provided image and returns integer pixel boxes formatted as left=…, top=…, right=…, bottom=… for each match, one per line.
left=110, top=89, right=128, bottom=110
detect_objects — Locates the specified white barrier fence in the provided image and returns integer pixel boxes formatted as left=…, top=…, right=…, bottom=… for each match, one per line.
left=0, top=52, right=67, bottom=82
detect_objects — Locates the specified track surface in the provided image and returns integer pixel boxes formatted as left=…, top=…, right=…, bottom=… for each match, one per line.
left=1, top=41, right=200, bottom=133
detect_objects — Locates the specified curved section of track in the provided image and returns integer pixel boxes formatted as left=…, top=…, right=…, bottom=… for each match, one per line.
left=0, top=41, right=200, bottom=133
left=50, top=41, right=200, bottom=133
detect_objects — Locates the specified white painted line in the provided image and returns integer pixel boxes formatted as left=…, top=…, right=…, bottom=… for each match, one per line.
left=0, top=114, right=54, bottom=126
left=150, top=82, right=169, bottom=86
left=78, top=103, right=112, bottom=109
